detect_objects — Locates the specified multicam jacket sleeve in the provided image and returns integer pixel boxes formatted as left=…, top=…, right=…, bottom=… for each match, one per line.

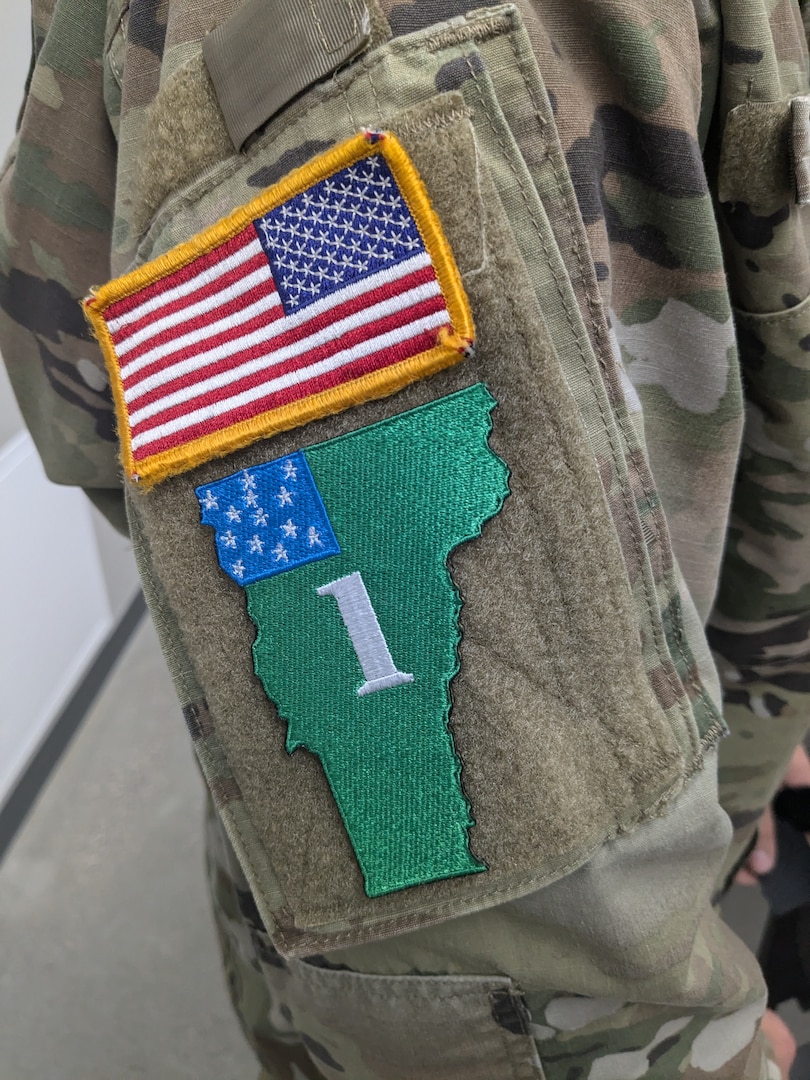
left=0, top=0, right=124, bottom=530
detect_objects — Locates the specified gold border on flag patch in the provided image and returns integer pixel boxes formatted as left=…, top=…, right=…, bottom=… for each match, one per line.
left=83, top=132, right=475, bottom=488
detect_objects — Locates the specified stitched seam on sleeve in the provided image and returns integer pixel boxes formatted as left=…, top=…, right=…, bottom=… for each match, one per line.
left=506, top=29, right=699, bottom=749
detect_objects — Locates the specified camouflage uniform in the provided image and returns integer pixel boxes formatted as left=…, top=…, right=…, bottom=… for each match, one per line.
left=2, top=0, right=810, bottom=1076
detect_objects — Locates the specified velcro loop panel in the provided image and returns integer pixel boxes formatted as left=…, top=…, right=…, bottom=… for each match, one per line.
left=717, top=100, right=792, bottom=207
left=718, top=96, right=810, bottom=208
left=203, top=0, right=372, bottom=150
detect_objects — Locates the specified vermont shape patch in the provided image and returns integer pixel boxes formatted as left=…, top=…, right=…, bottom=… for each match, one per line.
left=84, top=132, right=474, bottom=487
left=197, top=385, right=509, bottom=897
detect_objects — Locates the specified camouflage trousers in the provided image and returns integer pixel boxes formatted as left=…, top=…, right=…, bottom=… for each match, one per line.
left=204, top=751, right=776, bottom=1080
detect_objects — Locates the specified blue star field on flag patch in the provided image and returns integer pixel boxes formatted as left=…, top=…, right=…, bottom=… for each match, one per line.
left=197, top=453, right=341, bottom=585
left=254, top=154, right=426, bottom=315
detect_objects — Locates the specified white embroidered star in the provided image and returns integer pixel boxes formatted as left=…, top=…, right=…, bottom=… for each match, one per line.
left=280, top=519, right=298, bottom=538
left=253, top=508, right=269, bottom=527
left=201, top=490, right=218, bottom=511
left=241, top=472, right=257, bottom=492
left=272, top=543, right=289, bottom=562
left=282, top=459, right=298, bottom=481
left=276, top=486, right=293, bottom=507
left=248, top=535, right=264, bottom=555
left=225, top=505, right=242, bottom=523
left=308, top=526, right=323, bottom=547
left=221, top=531, right=238, bottom=549
left=231, top=560, right=246, bottom=579
left=243, top=490, right=259, bottom=508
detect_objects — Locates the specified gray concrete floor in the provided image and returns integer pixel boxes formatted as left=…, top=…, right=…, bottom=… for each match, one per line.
left=0, top=616, right=257, bottom=1080
left=0, top=612, right=808, bottom=1078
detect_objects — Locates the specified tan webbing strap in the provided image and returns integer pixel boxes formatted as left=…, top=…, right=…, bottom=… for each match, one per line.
left=204, top=0, right=373, bottom=150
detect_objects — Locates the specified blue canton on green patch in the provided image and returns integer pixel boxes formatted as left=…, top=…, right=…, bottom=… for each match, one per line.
left=197, top=452, right=340, bottom=586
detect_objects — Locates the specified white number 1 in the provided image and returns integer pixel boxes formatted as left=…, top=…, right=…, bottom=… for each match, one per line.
left=317, top=572, right=414, bottom=696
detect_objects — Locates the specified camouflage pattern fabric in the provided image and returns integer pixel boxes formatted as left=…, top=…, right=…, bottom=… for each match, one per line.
left=701, top=0, right=810, bottom=882
left=2, top=0, right=810, bottom=1075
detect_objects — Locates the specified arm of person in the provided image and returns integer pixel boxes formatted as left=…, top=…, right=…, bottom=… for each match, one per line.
left=706, top=249, right=810, bottom=885
left=704, top=4, right=810, bottom=887
left=0, top=0, right=124, bottom=532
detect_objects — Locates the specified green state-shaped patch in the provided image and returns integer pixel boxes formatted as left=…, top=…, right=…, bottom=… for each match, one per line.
left=198, top=384, right=510, bottom=896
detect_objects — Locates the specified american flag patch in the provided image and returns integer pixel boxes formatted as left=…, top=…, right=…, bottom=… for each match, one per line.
left=84, top=132, right=474, bottom=487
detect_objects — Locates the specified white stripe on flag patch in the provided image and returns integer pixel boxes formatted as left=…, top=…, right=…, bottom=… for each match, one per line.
left=107, top=237, right=266, bottom=333
left=121, top=285, right=283, bottom=383
left=114, top=262, right=277, bottom=357
left=119, top=249, right=433, bottom=381
left=129, top=309, right=450, bottom=451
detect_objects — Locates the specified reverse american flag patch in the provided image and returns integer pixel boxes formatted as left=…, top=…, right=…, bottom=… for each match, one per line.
left=84, top=131, right=474, bottom=487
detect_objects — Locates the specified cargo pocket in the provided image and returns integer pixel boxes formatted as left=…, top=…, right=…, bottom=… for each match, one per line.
left=103, top=7, right=691, bottom=957
left=284, top=959, right=545, bottom=1080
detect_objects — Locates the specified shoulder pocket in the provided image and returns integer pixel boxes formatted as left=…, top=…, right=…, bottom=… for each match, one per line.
left=104, top=7, right=694, bottom=956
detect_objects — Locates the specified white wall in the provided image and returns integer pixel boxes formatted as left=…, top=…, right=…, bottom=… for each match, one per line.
left=0, top=6, right=32, bottom=448
left=0, top=8, right=140, bottom=808
left=0, top=359, right=24, bottom=446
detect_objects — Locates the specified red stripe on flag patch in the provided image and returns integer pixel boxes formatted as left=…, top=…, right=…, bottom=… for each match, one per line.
left=122, top=263, right=440, bottom=409
left=118, top=277, right=283, bottom=382
left=104, top=227, right=263, bottom=326
left=120, top=260, right=437, bottom=395
left=128, top=294, right=450, bottom=453
left=133, top=328, right=443, bottom=459
left=113, top=251, right=273, bottom=348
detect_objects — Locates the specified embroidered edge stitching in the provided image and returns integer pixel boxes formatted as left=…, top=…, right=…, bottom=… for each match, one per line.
left=83, top=131, right=474, bottom=489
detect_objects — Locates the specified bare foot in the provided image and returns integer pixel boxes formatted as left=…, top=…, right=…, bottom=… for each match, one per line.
left=761, top=1008, right=797, bottom=1079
